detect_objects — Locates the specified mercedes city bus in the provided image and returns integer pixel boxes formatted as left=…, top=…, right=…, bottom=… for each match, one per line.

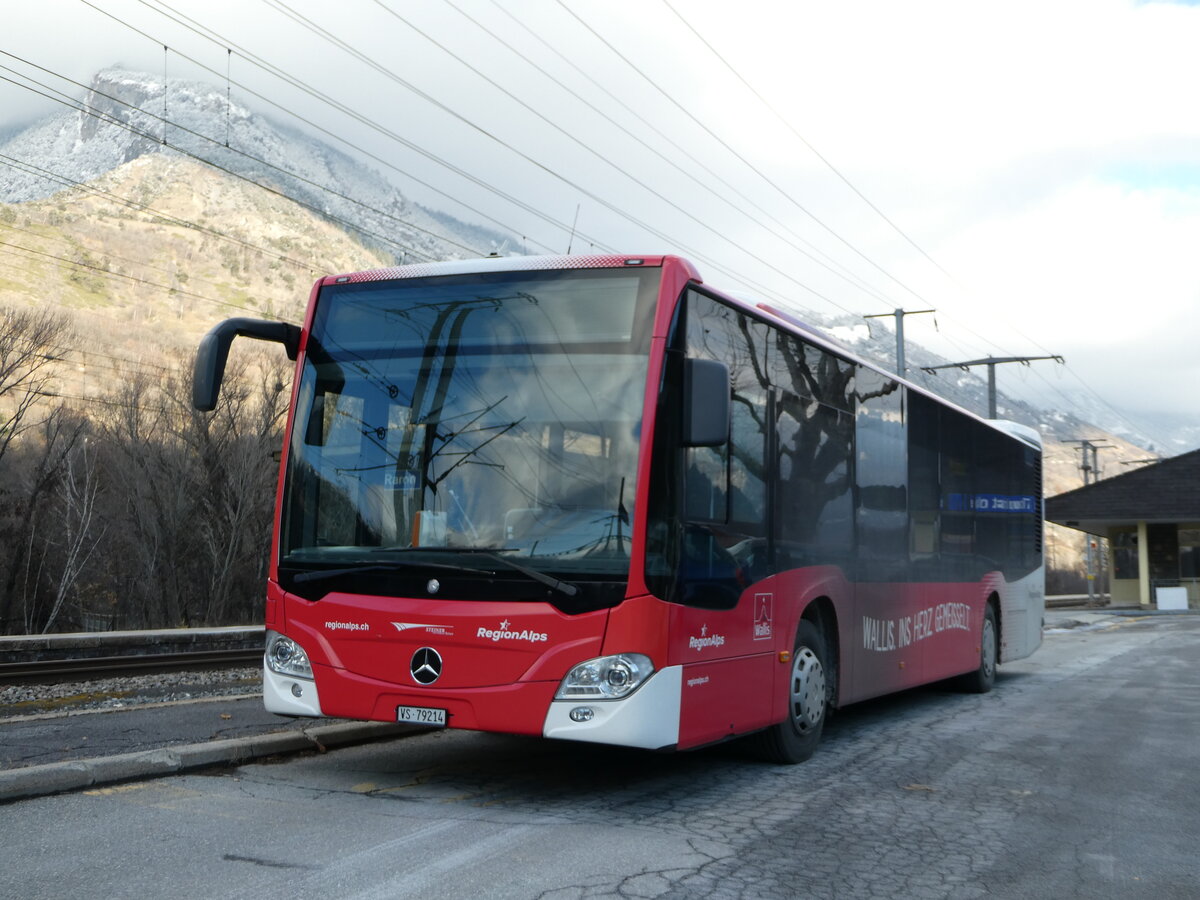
left=193, top=254, right=1043, bottom=763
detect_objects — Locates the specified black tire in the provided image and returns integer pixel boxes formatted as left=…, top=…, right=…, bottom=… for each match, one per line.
left=748, top=619, right=829, bottom=764
left=957, top=603, right=998, bottom=694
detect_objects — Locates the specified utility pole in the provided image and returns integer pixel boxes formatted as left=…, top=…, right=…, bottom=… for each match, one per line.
left=864, top=308, right=935, bottom=377
left=920, top=355, right=1064, bottom=418
left=1063, top=438, right=1115, bottom=604
left=1063, top=438, right=1114, bottom=487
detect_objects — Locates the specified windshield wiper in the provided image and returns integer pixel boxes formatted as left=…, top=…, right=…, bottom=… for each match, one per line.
left=369, top=546, right=580, bottom=598
left=476, top=552, right=579, bottom=598
left=291, top=559, right=490, bottom=585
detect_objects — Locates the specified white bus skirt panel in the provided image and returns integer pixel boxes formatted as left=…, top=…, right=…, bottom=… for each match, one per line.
left=263, top=662, right=324, bottom=717
left=543, top=664, right=682, bottom=751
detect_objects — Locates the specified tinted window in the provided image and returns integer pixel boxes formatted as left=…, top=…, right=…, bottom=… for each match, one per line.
left=683, top=291, right=769, bottom=533
left=772, top=331, right=854, bottom=571
left=855, top=368, right=907, bottom=580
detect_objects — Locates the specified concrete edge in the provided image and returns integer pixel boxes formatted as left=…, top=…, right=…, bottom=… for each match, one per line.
left=0, top=721, right=424, bottom=804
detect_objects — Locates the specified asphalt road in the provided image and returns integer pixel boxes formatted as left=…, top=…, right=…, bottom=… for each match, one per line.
left=1, top=612, right=1198, bottom=899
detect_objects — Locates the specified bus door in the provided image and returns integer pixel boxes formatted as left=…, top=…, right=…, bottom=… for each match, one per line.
left=852, top=370, right=925, bottom=698
left=670, top=290, right=775, bottom=748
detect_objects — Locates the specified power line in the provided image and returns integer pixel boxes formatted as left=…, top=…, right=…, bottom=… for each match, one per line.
left=126, top=0, right=898, bottom=313
left=553, top=2, right=1166, bottom=447
left=0, top=239, right=268, bottom=317
left=487, top=0, right=895, bottom=309
left=388, top=0, right=894, bottom=313
left=473, top=11, right=883, bottom=308
left=129, top=0, right=569, bottom=256
left=0, top=149, right=319, bottom=275
left=555, top=0, right=931, bottom=307
left=4, top=10, right=1173, bottom=451
left=660, top=0, right=957, bottom=286
left=254, top=0, right=842, bottom=310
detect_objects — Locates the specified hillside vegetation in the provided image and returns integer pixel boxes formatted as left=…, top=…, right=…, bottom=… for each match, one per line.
left=0, top=154, right=391, bottom=634
left=1, top=153, right=390, bottom=361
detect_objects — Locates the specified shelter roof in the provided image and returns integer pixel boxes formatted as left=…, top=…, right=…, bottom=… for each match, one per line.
left=1045, top=448, right=1200, bottom=535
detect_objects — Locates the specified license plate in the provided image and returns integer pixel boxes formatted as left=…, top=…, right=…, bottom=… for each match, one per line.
left=397, top=705, right=447, bottom=727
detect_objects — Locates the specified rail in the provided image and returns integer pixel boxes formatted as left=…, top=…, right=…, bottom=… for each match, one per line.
left=0, top=648, right=263, bottom=684
left=0, top=626, right=264, bottom=685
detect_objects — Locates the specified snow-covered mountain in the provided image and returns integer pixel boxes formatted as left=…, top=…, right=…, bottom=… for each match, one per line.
left=0, top=68, right=511, bottom=263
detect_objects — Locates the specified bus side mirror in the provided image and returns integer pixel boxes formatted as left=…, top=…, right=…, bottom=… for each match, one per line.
left=681, top=358, right=730, bottom=447
left=193, top=317, right=302, bottom=412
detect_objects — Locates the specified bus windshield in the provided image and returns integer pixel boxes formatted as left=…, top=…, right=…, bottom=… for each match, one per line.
left=280, top=266, right=659, bottom=582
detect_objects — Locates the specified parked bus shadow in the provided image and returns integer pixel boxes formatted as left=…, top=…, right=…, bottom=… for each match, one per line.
left=345, top=671, right=1028, bottom=803
left=815, top=670, right=1027, bottom=742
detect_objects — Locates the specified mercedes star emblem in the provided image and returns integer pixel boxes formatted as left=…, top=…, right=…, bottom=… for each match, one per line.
left=410, top=646, right=442, bottom=685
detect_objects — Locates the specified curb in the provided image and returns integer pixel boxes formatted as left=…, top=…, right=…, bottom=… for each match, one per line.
left=0, top=721, right=422, bottom=804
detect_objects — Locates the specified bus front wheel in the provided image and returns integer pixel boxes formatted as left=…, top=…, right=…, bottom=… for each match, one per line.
left=749, top=619, right=828, bottom=764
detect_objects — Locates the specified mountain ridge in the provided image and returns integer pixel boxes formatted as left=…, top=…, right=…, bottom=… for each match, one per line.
left=0, top=68, right=512, bottom=265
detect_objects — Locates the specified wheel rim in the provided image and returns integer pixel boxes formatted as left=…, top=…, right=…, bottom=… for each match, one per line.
left=982, top=616, right=997, bottom=679
left=790, top=646, right=826, bottom=734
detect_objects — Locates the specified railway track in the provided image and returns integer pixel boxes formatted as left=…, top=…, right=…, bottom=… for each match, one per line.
left=0, top=648, right=263, bottom=684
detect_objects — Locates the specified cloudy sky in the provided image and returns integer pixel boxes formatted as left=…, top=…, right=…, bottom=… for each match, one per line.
left=5, top=0, right=1200, bottom=444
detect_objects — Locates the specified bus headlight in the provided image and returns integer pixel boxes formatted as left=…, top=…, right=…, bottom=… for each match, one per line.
left=265, top=630, right=313, bottom=680
left=555, top=653, right=654, bottom=700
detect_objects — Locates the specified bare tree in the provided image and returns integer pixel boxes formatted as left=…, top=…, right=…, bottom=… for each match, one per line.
left=186, top=354, right=287, bottom=624
left=0, top=406, right=86, bottom=632
left=0, top=307, right=73, bottom=466
left=96, top=372, right=196, bottom=628
left=91, top=351, right=287, bottom=629
left=39, top=438, right=106, bottom=633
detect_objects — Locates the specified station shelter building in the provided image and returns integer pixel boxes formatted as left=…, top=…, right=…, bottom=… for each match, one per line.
left=1045, top=448, right=1200, bottom=609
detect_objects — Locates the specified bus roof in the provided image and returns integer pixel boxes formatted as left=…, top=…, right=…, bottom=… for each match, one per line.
left=317, top=254, right=1041, bottom=451
left=321, top=254, right=673, bottom=286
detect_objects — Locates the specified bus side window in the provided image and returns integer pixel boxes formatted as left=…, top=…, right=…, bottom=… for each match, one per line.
left=683, top=289, right=769, bottom=533
left=769, top=330, right=856, bottom=573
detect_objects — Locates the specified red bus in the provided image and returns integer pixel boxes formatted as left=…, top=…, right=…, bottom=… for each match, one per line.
left=194, top=254, right=1043, bottom=763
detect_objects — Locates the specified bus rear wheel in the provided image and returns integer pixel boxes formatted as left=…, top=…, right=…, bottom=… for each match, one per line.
left=749, top=619, right=828, bottom=764
left=957, top=603, right=998, bottom=694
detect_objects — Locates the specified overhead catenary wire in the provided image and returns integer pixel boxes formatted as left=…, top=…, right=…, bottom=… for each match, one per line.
left=658, top=0, right=958, bottom=287
left=252, top=0, right=847, bottom=312
left=110, top=0, right=814, bottom=309
left=125, top=0, right=571, bottom=256
left=479, top=0, right=894, bottom=309
left=122, top=0, right=901, bottom=312
left=554, top=0, right=932, bottom=308
left=0, top=150, right=321, bottom=276
left=390, top=0, right=897, bottom=311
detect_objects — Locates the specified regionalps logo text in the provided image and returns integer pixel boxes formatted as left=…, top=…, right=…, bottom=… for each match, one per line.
left=477, top=619, right=548, bottom=643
